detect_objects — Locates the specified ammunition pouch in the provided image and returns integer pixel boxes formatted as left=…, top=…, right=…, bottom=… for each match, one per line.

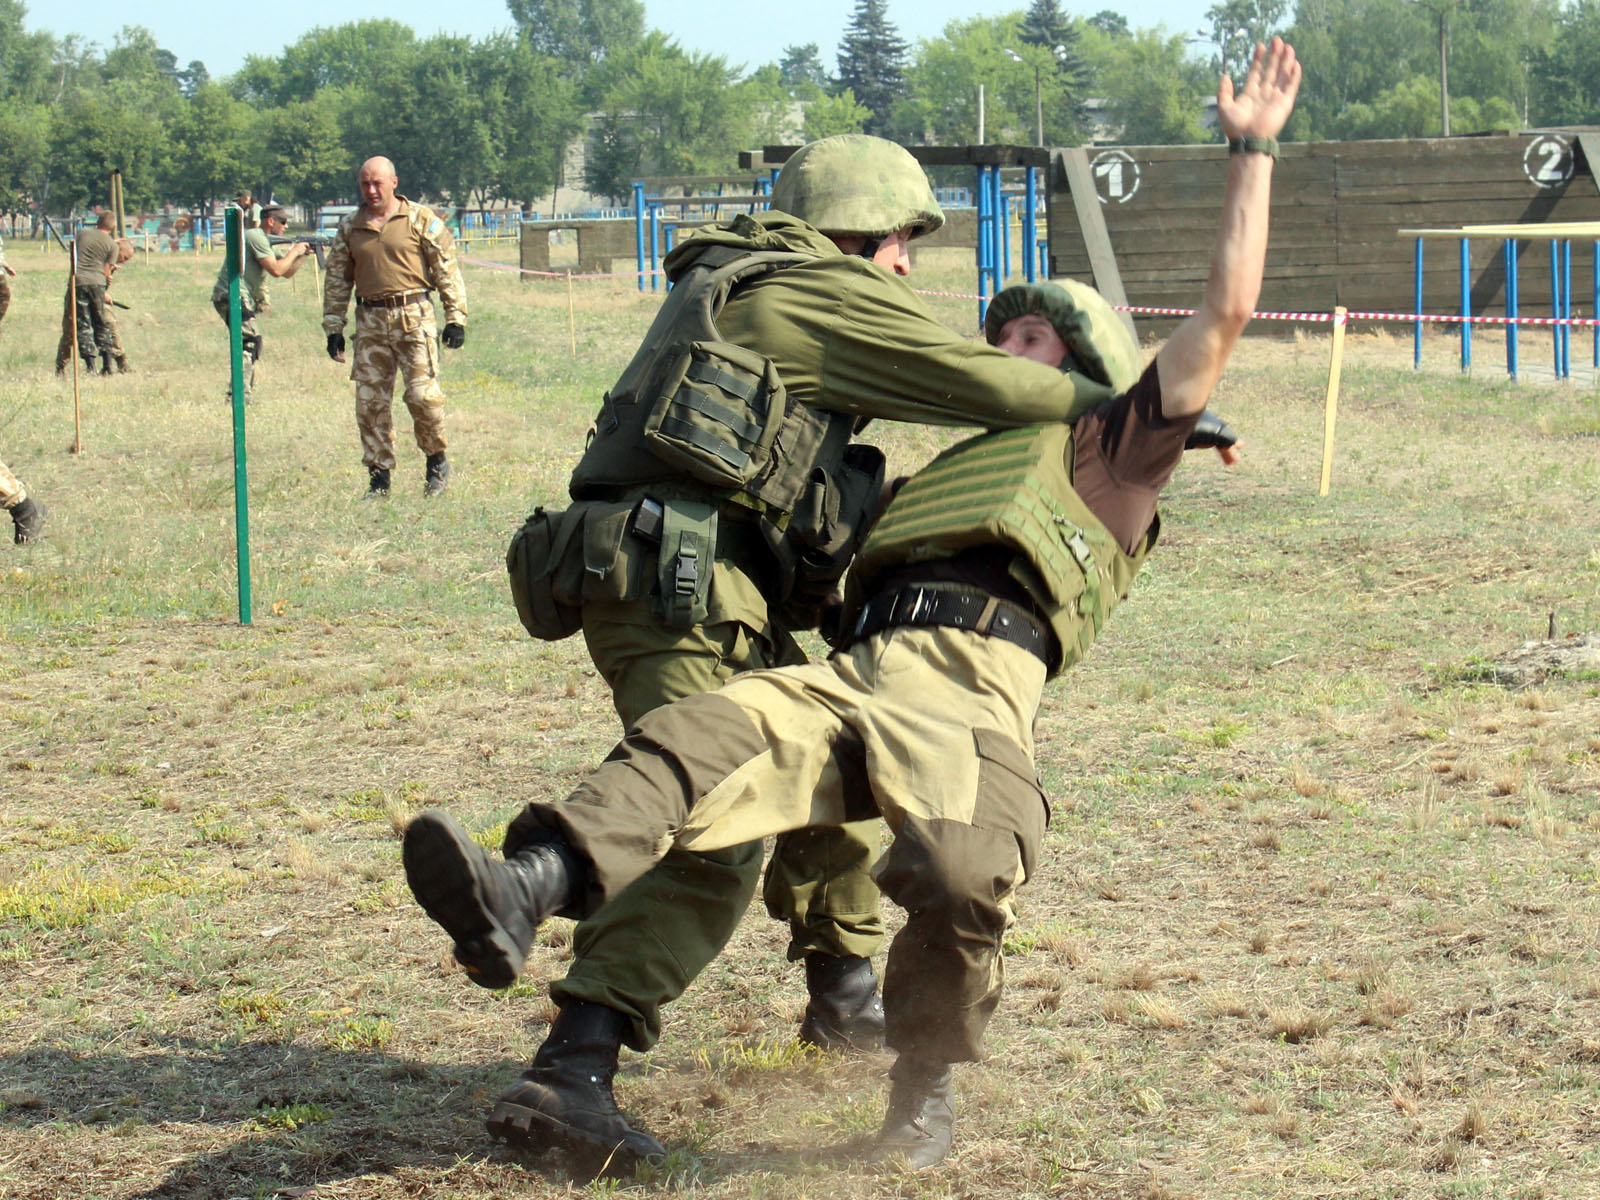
left=773, top=443, right=886, bottom=629
left=642, top=341, right=786, bottom=488
left=653, top=499, right=717, bottom=629
left=507, top=506, right=585, bottom=640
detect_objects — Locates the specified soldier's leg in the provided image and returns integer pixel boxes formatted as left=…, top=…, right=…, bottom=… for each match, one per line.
left=1, top=458, right=43, bottom=543
left=395, top=303, right=448, bottom=493
left=102, top=304, right=129, bottom=372
left=55, top=288, right=75, bottom=373
left=0, top=274, right=10, bottom=327
left=352, top=307, right=400, bottom=481
left=0, top=458, right=23, bottom=509
left=73, top=285, right=97, bottom=364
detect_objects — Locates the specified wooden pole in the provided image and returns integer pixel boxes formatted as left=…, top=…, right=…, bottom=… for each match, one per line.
left=110, top=170, right=125, bottom=238
left=566, top=269, right=576, bottom=356
left=1318, top=306, right=1349, bottom=496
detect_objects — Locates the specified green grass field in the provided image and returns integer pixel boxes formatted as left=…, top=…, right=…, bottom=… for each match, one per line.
left=2, top=235, right=1599, bottom=1200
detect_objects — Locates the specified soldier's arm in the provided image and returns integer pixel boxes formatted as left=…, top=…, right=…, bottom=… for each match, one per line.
left=418, top=211, right=467, bottom=326
left=321, top=226, right=354, bottom=334
left=1156, top=38, right=1300, bottom=418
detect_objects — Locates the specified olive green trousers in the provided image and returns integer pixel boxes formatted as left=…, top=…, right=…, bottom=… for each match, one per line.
left=509, top=624, right=1050, bottom=1064
left=541, top=596, right=885, bottom=1051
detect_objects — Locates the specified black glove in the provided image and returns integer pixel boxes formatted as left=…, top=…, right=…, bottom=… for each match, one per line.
left=1184, top=411, right=1238, bottom=451
left=326, top=333, right=345, bottom=360
left=442, top=323, right=465, bottom=350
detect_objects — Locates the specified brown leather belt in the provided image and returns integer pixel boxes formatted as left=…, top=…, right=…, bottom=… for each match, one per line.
left=357, top=291, right=429, bottom=309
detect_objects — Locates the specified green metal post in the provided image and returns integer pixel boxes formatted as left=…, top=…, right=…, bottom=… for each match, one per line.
left=225, top=206, right=252, bottom=624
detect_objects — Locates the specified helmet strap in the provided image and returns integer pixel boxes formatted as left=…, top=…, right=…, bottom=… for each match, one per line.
left=857, top=236, right=884, bottom=261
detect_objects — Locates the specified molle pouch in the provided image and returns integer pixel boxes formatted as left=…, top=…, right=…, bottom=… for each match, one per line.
left=776, top=444, right=888, bottom=629
left=642, top=341, right=786, bottom=488
left=654, top=499, right=718, bottom=629
left=507, top=506, right=584, bottom=641
left=578, top=499, right=653, bottom=605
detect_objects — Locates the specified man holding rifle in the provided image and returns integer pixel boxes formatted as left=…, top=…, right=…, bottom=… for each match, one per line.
left=211, top=204, right=312, bottom=402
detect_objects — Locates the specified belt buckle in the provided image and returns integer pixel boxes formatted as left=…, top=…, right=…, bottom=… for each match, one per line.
left=896, top=586, right=930, bottom=625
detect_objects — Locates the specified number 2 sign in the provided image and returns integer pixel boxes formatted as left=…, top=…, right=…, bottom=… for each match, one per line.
left=1523, top=135, right=1574, bottom=190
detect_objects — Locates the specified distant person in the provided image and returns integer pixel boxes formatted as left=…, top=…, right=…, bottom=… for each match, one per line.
left=0, top=228, right=14, bottom=331
left=212, top=204, right=311, bottom=401
left=52, top=212, right=127, bottom=377
left=321, top=156, right=467, bottom=498
left=1, top=457, right=44, bottom=544
left=235, top=190, right=261, bottom=230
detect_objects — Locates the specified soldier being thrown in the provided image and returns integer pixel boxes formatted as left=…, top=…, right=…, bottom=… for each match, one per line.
left=321, top=156, right=466, bottom=498
left=404, top=39, right=1299, bottom=1171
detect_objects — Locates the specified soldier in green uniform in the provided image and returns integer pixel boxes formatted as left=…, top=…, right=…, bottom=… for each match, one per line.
left=53, top=212, right=120, bottom=376
left=1, top=457, right=45, bottom=544
left=403, top=37, right=1300, bottom=1170
left=212, top=205, right=312, bottom=401
left=484, top=134, right=1130, bottom=1164
left=322, top=156, right=467, bottom=498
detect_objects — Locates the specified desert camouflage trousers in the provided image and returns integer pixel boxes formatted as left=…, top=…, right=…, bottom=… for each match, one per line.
left=0, top=274, right=10, bottom=327
left=0, top=457, right=24, bottom=509
left=507, top=622, right=1051, bottom=1064
left=212, top=286, right=261, bottom=398
left=350, top=300, right=447, bottom=472
left=55, top=283, right=126, bottom=372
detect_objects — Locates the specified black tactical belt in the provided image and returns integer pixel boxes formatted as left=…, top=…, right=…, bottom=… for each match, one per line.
left=357, top=291, right=430, bottom=309
left=849, top=584, right=1055, bottom=667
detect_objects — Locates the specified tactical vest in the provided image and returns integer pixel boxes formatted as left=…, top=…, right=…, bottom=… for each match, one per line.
left=567, top=244, right=879, bottom=627
left=844, top=423, right=1157, bottom=677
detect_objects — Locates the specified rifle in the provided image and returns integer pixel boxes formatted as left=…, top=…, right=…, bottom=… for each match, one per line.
left=268, top=233, right=336, bottom=269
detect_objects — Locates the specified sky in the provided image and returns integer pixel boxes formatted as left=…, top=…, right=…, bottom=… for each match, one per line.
left=24, top=0, right=1219, bottom=80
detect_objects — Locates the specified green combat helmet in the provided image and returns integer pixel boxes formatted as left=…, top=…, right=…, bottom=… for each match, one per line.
left=984, top=279, right=1141, bottom=394
left=770, top=135, right=945, bottom=238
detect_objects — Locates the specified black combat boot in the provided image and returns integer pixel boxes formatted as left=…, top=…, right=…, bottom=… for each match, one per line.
left=365, top=467, right=391, bottom=498
left=114, top=356, right=132, bottom=375
left=10, top=498, right=45, bottom=545
left=99, top=355, right=113, bottom=376
left=423, top=452, right=450, bottom=497
left=871, top=1056, right=956, bottom=1169
left=402, top=810, right=578, bottom=989
left=487, top=1002, right=667, bottom=1167
left=798, top=953, right=886, bottom=1051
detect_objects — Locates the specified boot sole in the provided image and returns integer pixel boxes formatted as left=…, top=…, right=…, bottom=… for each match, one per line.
left=402, top=812, right=525, bottom=989
left=799, top=1012, right=885, bottom=1053
left=487, top=1096, right=665, bottom=1168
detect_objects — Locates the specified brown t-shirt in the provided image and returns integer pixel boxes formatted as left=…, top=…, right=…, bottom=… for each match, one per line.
left=346, top=200, right=433, bottom=300
left=75, top=228, right=117, bottom=287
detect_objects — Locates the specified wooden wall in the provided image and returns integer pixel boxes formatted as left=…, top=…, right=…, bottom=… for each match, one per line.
left=1047, top=132, right=1600, bottom=329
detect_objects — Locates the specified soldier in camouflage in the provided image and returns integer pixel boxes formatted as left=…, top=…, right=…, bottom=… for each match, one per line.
left=402, top=38, right=1300, bottom=1170
left=0, top=230, right=14, bottom=331
left=212, top=205, right=311, bottom=401
left=1, top=457, right=45, bottom=544
left=322, top=156, right=466, bottom=498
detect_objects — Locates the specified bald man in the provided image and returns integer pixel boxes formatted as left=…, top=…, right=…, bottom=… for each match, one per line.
left=322, top=156, right=467, bottom=498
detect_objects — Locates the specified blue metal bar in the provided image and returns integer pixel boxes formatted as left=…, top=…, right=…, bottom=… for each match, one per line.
left=976, top=164, right=995, bottom=326
left=1562, top=239, right=1572, bottom=378
left=633, top=182, right=647, bottom=292
left=1000, top=191, right=1012, bottom=283
left=1023, top=167, right=1038, bottom=283
left=1413, top=237, right=1423, bottom=370
left=649, top=203, right=661, bottom=293
left=1550, top=240, right=1560, bottom=378
left=1505, top=238, right=1519, bottom=380
left=1459, top=237, right=1471, bottom=373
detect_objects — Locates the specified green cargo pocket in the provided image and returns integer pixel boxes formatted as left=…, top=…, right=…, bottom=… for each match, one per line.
left=971, top=727, right=1049, bottom=883
left=579, top=499, right=653, bottom=605
left=642, top=340, right=786, bottom=488
left=507, top=506, right=584, bottom=641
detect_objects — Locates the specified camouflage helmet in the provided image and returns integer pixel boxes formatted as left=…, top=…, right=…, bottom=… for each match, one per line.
left=770, top=135, right=945, bottom=239
left=984, top=279, right=1141, bottom=392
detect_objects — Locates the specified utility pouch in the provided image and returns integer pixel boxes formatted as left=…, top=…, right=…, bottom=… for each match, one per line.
left=776, top=443, right=887, bottom=629
left=655, top=499, right=718, bottom=629
left=642, top=341, right=786, bottom=488
left=579, top=499, right=652, bottom=605
left=506, top=506, right=584, bottom=640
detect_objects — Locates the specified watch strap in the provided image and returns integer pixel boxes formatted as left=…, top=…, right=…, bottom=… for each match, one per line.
left=1228, top=136, right=1280, bottom=159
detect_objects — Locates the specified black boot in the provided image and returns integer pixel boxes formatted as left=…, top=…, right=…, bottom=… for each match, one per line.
left=402, top=810, right=577, bottom=989
left=364, top=467, right=391, bottom=499
left=799, top=953, right=885, bottom=1051
left=423, top=451, right=449, bottom=497
left=10, top=498, right=44, bottom=545
left=488, top=1002, right=667, bottom=1166
left=872, top=1057, right=955, bottom=1169
left=99, top=355, right=113, bottom=376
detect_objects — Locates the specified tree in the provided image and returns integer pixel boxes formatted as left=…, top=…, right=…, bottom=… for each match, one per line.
left=1093, top=27, right=1211, bottom=145
left=779, top=43, right=829, bottom=93
left=489, top=35, right=582, bottom=211
left=803, top=89, right=870, bottom=139
left=1087, top=10, right=1129, bottom=39
left=261, top=94, right=351, bottom=209
left=835, top=0, right=908, bottom=135
left=507, top=0, right=643, bottom=75
left=165, top=82, right=251, bottom=208
left=1203, top=0, right=1288, bottom=79
left=1020, top=0, right=1072, bottom=51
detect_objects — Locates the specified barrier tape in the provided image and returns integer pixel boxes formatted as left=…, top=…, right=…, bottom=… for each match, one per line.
left=459, top=259, right=1600, bottom=329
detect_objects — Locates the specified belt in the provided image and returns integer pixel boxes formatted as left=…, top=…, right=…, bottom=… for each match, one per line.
left=849, top=584, right=1056, bottom=667
left=356, top=291, right=429, bottom=309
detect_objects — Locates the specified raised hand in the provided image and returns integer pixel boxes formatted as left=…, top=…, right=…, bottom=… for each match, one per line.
left=1217, top=36, right=1301, bottom=142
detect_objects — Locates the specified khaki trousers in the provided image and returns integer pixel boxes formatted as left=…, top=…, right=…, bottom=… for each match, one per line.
left=351, top=300, right=447, bottom=471
left=0, top=458, right=24, bottom=509
left=508, top=624, right=1051, bottom=1063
